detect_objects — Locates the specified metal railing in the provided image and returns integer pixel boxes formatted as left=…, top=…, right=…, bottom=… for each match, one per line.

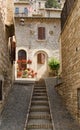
left=14, top=13, right=28, bottom=17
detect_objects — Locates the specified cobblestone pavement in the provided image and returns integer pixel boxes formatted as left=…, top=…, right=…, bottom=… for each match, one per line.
left=0, top=83, right=34, bottom=130
left=45, top=78, right=80, bottom=130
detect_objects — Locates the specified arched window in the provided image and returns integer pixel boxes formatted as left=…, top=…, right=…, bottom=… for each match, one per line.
left=18, top=50, right=26, bottom=60
left=37, top=53, right=45, bottom=64
left=18, top=50, right=27, bottom=70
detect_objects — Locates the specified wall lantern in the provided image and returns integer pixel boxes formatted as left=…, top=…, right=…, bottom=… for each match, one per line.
left=20, top=18, right=25, bottom=26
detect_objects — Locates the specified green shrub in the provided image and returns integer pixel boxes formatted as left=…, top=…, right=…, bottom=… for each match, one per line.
left=48, top=58, right=60, bottom=75
left=45, top=0, right=61, bottom=8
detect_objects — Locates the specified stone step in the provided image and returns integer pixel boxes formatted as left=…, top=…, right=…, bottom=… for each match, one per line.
left=33, top=90, right=46, bottom=92
left=30, top=106, right=49, bottom=109
left=34, top=84, right=45, bottom=86
left=32, top=97, right=48, bottom=101
left=25, top=80, right=53, bottom=130
left=34, top=87, right=46, bottom=89
left=29, top=112, right=50, bottom=116
left=31, top=101, right=49, bottom=106
left=30, top=107, right=50, bottom=112
left=26, top=128, right=53, bottom=130
left=31, top=100, right=48, bottom=103
left=33, top=93, right=47, bottom=96
left=34, top=90, right=46, bottom=92
left=28, top=119, right=51, bottom=124
left=29, top=115, right=51, bottom=120
left=27, top=124, right=53, bottom=129
left=32, top=95, right=47, bottom=98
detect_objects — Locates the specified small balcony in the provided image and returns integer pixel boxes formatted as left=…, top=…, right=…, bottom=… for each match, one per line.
left=14, top=0, right=29, bottom=4
left=14, top=13, right=28, bottom=17
left=61, top=0, right=76, bottom=29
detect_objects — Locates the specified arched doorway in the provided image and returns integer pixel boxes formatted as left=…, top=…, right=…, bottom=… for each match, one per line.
left=18, top=50, right=27, bottom=70
left=34, top=51, right=48, bottom=79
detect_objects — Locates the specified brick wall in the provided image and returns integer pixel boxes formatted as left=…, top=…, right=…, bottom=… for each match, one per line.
left=57, top=0, right=80, bottom=122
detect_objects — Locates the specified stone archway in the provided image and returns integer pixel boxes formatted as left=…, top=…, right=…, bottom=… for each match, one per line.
left=34, top=51, right=48, bottom=79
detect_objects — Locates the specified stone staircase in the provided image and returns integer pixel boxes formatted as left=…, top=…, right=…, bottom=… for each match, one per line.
left=24, top=79, right=54, bottom=130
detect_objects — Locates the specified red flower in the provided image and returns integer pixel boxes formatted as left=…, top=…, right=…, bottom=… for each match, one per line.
left=22, top=60, right=27, bottom=63
left=27, top=59, right=32, bottom=64
left=17, top=60, right=22, bottom=63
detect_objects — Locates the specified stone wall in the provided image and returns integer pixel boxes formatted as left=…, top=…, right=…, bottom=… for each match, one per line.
left=15, top=18, right=61, bottom=79
left=0, top=0, right=14, bottom=113
left=57, top=0, right=80, bottom=122
left=15, top=18, right=60, bottom=59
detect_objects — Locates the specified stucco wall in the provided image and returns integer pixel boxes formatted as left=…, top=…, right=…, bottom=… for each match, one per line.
left=15, top=18, right=60, bottom=59
left=15, top=17, right=61, bottom=79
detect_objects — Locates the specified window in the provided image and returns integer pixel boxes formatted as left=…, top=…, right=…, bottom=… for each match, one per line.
left=18, top=50, right=26, bottom=60
left=15, top=7, right=19, bottom=14
left=38, top=2, right=41, bottom=8
left=77, top=88, right=80, bottom=109
left=37, top=53, right=45, bottom=64
left=18, top=50, right=27, bottom=69
left=0, top=80, right=2, bottom=101
left=24, top=7, right=28, bottom=14
left=38, top=27, right=45, bottom=40
left=9, top=37, right=16, bottom=63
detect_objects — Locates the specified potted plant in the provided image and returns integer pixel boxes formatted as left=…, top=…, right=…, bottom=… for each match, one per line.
left=48, top=57, right=60, bottom=76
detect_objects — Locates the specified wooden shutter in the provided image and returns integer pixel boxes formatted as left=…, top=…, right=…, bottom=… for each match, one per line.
left=37, top=53, right=41, bottom=64
left=0, top=80, right=2, bottom=101
left=10, top=37, right=16, bottom=62
left=41, top=53, right=45, bottom=64
left=11, top=41, right=16, bottom=61
left=38, top=27, right=45, bottom=40
left=78, top=89, right=80, bottom=109
left=37, top=53, right=45, bottom=64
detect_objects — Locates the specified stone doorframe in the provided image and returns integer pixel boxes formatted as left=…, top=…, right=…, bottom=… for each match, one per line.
left=33, top=50, right=48, bottom=79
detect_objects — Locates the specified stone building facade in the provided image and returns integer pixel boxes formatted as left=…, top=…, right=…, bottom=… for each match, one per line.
left=57, top=0, right=80, bottom=123
left=15, top=17, right=61, bottom=80
left=14, top=0, right=61, bottom=80
left=0, top=0, right=15, bottom=113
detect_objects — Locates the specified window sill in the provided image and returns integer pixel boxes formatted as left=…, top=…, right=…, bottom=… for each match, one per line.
left=36, top=39, right=47, bottom=42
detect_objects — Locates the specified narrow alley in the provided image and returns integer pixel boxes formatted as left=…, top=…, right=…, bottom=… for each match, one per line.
left=0, top=78, right=80, bottom=130
left=0, top=0, right=80, bottom=130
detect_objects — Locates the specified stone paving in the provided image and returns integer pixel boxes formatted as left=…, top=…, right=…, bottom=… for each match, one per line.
left=0, top=78, right=80, bottom=130
left=0, top=83, right=34, bottom=130
left=45, top=77, right=80, bottom=130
